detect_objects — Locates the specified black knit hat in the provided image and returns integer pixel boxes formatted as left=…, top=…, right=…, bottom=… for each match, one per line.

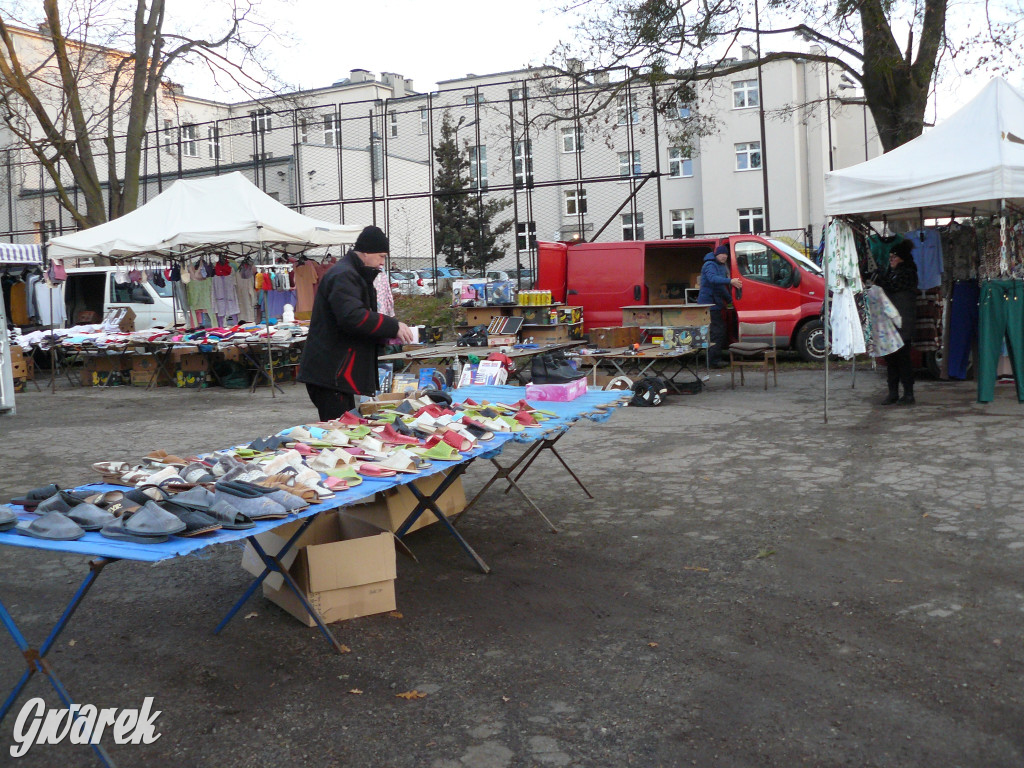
left=354, top=225, right=389, bottom=254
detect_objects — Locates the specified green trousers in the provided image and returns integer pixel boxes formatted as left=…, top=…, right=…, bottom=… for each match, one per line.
left=977, top=280, right=1024, bottom=402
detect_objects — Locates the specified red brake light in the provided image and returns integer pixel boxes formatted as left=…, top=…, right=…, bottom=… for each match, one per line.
left=416, top=278, right=423, bottom=286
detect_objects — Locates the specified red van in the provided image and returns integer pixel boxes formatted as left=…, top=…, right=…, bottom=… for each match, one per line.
left=536, top=235, right=827, bottom=361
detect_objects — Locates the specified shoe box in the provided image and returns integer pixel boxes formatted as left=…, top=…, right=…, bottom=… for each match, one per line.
left=9, top=345, right=33, bottom=390
left=588, top=326, right=642, bottom=349
left=81, top=354, right=130, bottom=386
left=171, top=349, right=212, bottom=388
left=345, top=470, right=466, bottom=535
left=525, top=377, right=588, bottom=402
left=240, top=511, right=398, bottom=627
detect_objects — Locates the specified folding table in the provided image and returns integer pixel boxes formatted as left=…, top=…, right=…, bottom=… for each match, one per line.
left=580, top=345, right=705, bottom=393
left=379, top=342, right=585, bottom=385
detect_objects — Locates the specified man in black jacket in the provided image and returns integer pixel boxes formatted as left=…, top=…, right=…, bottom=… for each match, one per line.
left=297, top=226, right=415, bottom=420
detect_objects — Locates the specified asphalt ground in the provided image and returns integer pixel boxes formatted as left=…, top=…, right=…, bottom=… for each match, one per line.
left=1, top=367, right=1022, bottom=768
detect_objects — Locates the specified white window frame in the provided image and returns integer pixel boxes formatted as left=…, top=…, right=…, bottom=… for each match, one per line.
left=670, top=209, right=695, bottom=237
left=618, top=150, right=641, bottom=178
left=564, top=188, right=588, bottom=216
left=665, top=98, right=691, bottom=120
left=616, top=94, right=639, bottom=125
left=419, top=108, right=428, bottom=135
left=514, top=140, right=533, bottom=188
left=464, top=93, right=485, bottom=105
left=207, top=125, right=220, bottom=160
left=468, top=144, right=487, bottom=190
left=733, top=79, right=760, bottom=109
left=163, top=119, right=174, bottom=155
left=621, top=212, right=644, bottom=241
left=389, top=111, right=398, bottom=138
left=180, top=124, right=198, bottom=158
left=516, top=221, right=537, bottom=253
left=738, top=207, right=765, bottom=234
left=250, top=108, right=272, bottom=134
left=668, top=147, right=692, bottom=178
left=561, top=126, right=584, bottom=153
left=298, top=117, right=309, bottom=144
left=323, top=113, right=340, bottom=146
left=735, top=141, right=762, bottom=171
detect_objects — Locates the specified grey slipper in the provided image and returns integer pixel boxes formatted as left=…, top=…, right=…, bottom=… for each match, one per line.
left=0, top=504, right=18, bottom=532
left=100, top=517, right=170, bottom=544
left=181, top=462, right=216, bottom=484
left=16, top=511, right=85, bottom=541
left=212, top=489, right=289, bottom=520
left=64, top=503, right=118, bottom=532
left=34, top=492, right=74, bottom=515
left=123, top=501, right=187, bottom=537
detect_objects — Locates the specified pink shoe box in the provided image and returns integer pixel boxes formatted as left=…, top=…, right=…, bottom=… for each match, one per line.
left=525, top=377, right=588, bottom=402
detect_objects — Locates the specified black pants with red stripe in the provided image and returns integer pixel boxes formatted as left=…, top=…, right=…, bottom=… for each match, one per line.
left=305, top=384, right=357, bottom=421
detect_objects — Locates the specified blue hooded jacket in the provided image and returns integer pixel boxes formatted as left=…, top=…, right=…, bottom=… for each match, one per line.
left=696, top=251, right=733, bottom=308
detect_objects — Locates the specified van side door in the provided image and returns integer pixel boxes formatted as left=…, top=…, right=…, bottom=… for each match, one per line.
left=732, top=240, right=802, bottom=341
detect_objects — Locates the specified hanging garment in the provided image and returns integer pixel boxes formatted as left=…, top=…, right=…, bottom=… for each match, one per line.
left=825, top=219, right=863, bottom=293
left=265, top=289, right=297, bottom=320
left=186, top=276, right=214, bottom=327
left=909, top=229, right=944, bottom=290
left=211, top=273, right=241, bottom=320
left=8, top=280, right=28, bottom=325
left=233, top=265, right=256, bottom=323
left=829, top=287, right=866, bottom=359
left=912, top=287, right=943, bottom=353
left=864, top=285, right=904, bottom=357
left=976, top=280, right=1024, bottom=403
left=33, top=278, right=67, bottom=327
left=868, top=234, right=904, bottom=271
left=293, top=260, right=319, bottom=318
left=25, top=274, right=42, bottom=321
left=948, top=280, right=979, bottom=380
left=855, top=292, right=876, bottom=357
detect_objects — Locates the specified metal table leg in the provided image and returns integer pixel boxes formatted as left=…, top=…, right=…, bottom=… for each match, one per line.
left=459, top=441, right=560, bottom=534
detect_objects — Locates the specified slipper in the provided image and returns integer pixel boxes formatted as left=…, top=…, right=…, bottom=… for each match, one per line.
left=514, top=411, right=540, bottom=427
left=412, top=442, right=462, bottom=462
left=212, top=487, right=291, bottom=519
left=319, top=429, right=352, bottom=447
left=309, top=448, right=357, bottom=472
left=0, top=504, right=17, bottom=532
left=158, top=501, right=223, bottom=536
left=64, top=503, right=117, bottom=531
left=374, top=423, right=422, bottom=446
left=461, top=419, right=495, bottom=441
left=324, top=466, right=363, bottom=486
left=223, top=481, right=309, bottom=513
left=9, top=484, right=60, bottom=510
left=280, top=426, right=315, bottom=442
left=142, top=450, right=187, bottom=468
left=428, top=430, right=473, bottom=452
left=394, top=399, right=417, bottom=415
left=378, top=451, right=424, bottom=474
left=356, top=462, right=398, bottom=478
left=16, top=511, right=85, bottom=541
left=248, top=435, right=290, bottom=452
left=181, top=462, right=217, bottom=484
left=354, top=435, right=387, bottom=455
left=289, top=442, right=317, bottom=456
left=260, top=450, right=305, bottom=476
left=100, top=517, right=169, bottom=544
left=90, top=461, right=132, bottom=482
left=342, top=425, right=373, bottom=439
left=323, top=476, right=350, bottom=491
left=169, top=487, right=254, bottom=530
left=121, top=501, right=187, bottom=537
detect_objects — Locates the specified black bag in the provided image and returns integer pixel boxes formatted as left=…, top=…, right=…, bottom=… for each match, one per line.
left=630, top=376, right=668, bottom=407
left=456, top=325, right=488, bottom=347
left=531, top=350, right=585, bottom=384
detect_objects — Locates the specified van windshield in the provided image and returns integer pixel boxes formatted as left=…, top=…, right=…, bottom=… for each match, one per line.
left=766, top=238, right=823, bottom=275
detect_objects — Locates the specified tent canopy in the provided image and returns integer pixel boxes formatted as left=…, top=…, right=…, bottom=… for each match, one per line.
left=47, top=172, right=362, bottom=259
left=824, top=77, right=1024, bottom=219
left=0, top=243, right=42, bottom=265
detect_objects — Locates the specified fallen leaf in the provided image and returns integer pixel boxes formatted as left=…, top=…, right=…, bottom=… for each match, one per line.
left=501, top=696, right=510, bottom=702
left=244, top=612, right=258, bottom=620
left=648, top=642, right=659, bottom=648
left=683, top=565, right=709, bottom=572
left=338, top=644, right=351, bottom=654
left=349, top=689, right=363, bottom=695
left=885, top=579, right=904, bottom=583
left=755, top=548, right=776, bottom=559
left=396, top=690, right=427, bottom=700
left=389, top=611, right=404, bottom=619
left=68, top=639, right=76, bottom=647
left=922, top=513, right=929, bottom=518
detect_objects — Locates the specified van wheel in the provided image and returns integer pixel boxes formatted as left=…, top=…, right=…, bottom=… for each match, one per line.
left=795, top=320, right=826, bottom=362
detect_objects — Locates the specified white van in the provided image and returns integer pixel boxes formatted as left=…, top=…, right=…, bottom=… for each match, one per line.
left=63, top=267, right=185, bottom=330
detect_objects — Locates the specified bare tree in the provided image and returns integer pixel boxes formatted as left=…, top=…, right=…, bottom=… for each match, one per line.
left=554, top=0, right=1021, bottom=152
left=0, top=0, right=284, bottom=228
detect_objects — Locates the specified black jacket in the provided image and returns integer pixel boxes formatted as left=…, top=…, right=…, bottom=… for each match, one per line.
left=879, top=261, right=919, bottom=343
left=297, top=250, right=400, bottom=394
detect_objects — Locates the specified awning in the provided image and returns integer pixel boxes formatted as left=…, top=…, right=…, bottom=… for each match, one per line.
left=0, top=243, right=42, bottom=265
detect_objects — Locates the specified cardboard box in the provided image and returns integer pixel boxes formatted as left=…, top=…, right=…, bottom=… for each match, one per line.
left=11, top=377, right=25, bottom=393
left=130, top=369, right=172, bottom=387
left=175, top=369, right=212, bottom=388
left=81, top=355, right=130, bottom=386
left=590, top=327, right=643, bottom=348
left=241, top=512, right=398, bottom=627
left=219, top=345, right=244, bottom=363
left=487, top=334, right=518, bottom=347
left=103, top=306, right=136, bottom=332
left=526, top=377, right=588, bottom=402
left=346, top=471, right=466, bottom=534
left=175, top=352, right=211, bottom=372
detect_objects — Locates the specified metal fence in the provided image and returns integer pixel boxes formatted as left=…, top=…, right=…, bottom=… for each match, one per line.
left=0, top=67, right=813, bottom=281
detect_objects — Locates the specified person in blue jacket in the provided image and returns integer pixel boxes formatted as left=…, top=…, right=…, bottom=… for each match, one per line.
left=696, top=244, right=743, bottom=368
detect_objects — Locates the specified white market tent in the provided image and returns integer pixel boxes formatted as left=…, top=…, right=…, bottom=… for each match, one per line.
left=825, top=77, right=1024, bottom=220
left=47, top=171, right=362, bottom=259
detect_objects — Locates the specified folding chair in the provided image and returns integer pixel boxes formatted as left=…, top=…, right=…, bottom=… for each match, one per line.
left=729, top=321, right=778, bottom=390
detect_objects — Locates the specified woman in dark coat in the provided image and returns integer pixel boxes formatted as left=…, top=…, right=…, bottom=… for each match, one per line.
left=878, top=239, right=919, bottom=405
left=297, top=226, right=414, bottom=420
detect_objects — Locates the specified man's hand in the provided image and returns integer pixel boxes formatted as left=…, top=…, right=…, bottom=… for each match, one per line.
left=396, top=321, right=417, bottom=344
left=730, top=278, right=743, bottom=289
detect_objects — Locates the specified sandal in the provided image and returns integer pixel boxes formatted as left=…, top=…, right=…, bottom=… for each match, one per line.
left=356, top=462, right=398, bottom=478
left=324, top=466, right=363, bottom=486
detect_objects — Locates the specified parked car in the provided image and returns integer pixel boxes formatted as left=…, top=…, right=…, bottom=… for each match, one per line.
left=416, top=266, right=465, bottom=294
left=389, top=270, right=423, bottom=295
left=508, top=268, right=536, bottom=288
left=465, top=269, right=510, bottom=282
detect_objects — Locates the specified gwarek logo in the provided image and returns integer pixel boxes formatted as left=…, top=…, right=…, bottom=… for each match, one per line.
left=10, top=697, right=162, bottom=758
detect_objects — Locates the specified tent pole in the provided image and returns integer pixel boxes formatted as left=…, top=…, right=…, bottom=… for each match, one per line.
left=260, top=231, right=275, bottom=400
left=823, top=223, right=830, bottom=423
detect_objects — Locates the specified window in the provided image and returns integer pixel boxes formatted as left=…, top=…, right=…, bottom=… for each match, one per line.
left=665, top=99, right=691, bottom=119
left=735, top=141, right=762, bottom=171
left=419, top=108, right=428, bottom=135
left=561, top=126, right=583, bottom=153
left=508, top=86, right=528, bottom=100
left=250, top=108, right=272, bottom=134
left=735, top=241, right=796, bottom=286
left=668, top=147, right=692, bottom=178
left=564, top=188, right=587, bottom=216
left=516, top=221, right=537, bottom=253
left=163, top=119, right=174, bottom=155
left=468, top=145, right=487, bottom=190
left=464, top=93, right=484, bottom=105
left=389, top=111, right=398, bottom=138
left=621, top=212, right=644, bottom=241
left=670, top=209, right=695, bottom=237
left=513, top=140, right=533, bottom=188
left=180, top=124, right=198, bottom=158
left=617, top=94, right=639, bottom=125
left=34, top=219, right=56, bottom=243
left=207, top=126, right=220, bottom=159
left=738, top=208, right=765, bottom=234
left=733, top=79, right=759, bottom=109
left=298, top=117, right=309, bottom=144
left=323, top=113, right=340, bottom=146
left=618, top=151, right=641, bottom=178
